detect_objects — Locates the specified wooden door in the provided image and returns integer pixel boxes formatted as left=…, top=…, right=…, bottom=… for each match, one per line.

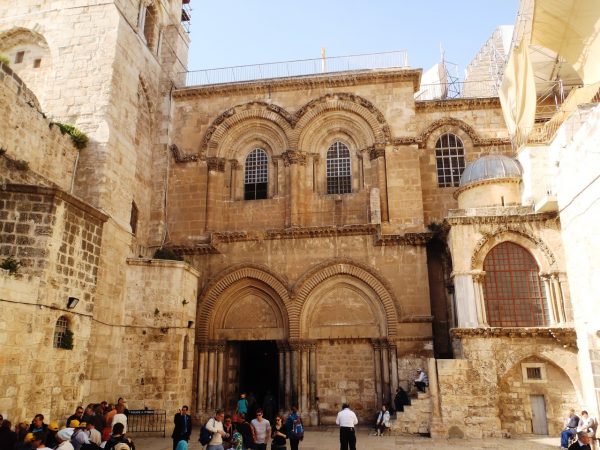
left=530, top=395, right=548, bottom=435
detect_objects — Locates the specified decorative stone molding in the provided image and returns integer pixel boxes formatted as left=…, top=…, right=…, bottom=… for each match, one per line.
left=450, top=327, right=577, bottom=348
left=265, top=224, right=377, bottom=240
left=173, top=69, right=422, bottom=99
left=452, top=177, right=522, bottom=199
left=228, top=159, right=240, bottom=170
left=169, top=244, right=220, bottom=255
left=393, top=336, right=434, bottom=342
left=415, top=97, right=503, bottom=112
left=446, top=209, right=558, bottom=225
left=470, top=225, right=558, bottom=269
left=399, top=315, right=434, bottom=323
left=291, top=258, right=401, bottom=338
left=374, top=232, right=432, bottom=246
left=170, top=144, right=199, bottom=163
left=281, top=150, right=307, bottom=166
left=207, top=156, right=226, bottom=172
left=416, top=117, right=510, bottom=148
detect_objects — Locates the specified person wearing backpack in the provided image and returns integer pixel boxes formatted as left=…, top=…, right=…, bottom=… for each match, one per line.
left=204, top=409, right=229, bottom=450
left=285, top=406, right=303, bottom=450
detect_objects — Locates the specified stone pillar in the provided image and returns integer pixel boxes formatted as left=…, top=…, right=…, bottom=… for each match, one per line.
left=196, top=343, right=208, bottom=413
left=272, top=157, right=280, bottom=196
left=216, top=341, right=226, bottom=408
left=427, top=357, right=447, bottom=438
left=282, top=150, right=307, bottom=228
left=451, top=272, right=479, bottom=327
left=389, top=342, right=399, bottom=396
left=551, top=272, right=567, bottom=323
left=369, top=187, right=381, bottom=224
left=308, top=341, right=318, bottom=424
left=206, top=346, right=216, bottom=411
left=472, top=271, right=488, bottom=326
left=372, top=339, right=383, bottom=407
left=285, top=344, right=292, bottom=409
left=540, top=272, right=558, bottom=324
left=290, top=341, right=300, bottom=407
left=228, top=159, right=240, bottom=201
left=300, top=342, right=309, bottom=415
left=277, top=341, right=286, bottom=413
left=205, top=157, right=226, bottom=231
left=369, top=145, right=389, bottom=222
left=381, top=341, right=391, bottom=406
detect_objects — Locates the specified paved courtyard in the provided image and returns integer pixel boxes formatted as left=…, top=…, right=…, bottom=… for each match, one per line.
left=134, top=426, right=559, bottom=449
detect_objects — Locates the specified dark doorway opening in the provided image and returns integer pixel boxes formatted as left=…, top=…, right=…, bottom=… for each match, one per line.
left=238, top=340, right=279, bottom=423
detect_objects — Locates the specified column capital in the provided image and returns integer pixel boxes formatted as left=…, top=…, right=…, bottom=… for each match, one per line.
left=228, top=159, right=241, bottom=170
left=207, top=156, right=226, bottom=172
left=368, top=144, right=386, bottom=160
left=282, top=150, right=307, bottom=167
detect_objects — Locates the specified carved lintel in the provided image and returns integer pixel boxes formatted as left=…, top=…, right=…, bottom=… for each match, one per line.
left=282, top=150, right=307, bottom=166
left=170, top=144, right=199, bottom=163
left=207, top=156, right=226, bottom=172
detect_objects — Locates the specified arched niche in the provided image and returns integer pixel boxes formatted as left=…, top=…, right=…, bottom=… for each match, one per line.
left=300, top=276, right=387, bottom=339
left=208, top=280, right=289, bottom=341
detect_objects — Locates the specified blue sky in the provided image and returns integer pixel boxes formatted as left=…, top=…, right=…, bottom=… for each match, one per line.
left=187, top=1, right=519, bottom=77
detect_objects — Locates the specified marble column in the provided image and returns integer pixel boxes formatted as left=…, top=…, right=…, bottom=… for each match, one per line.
left=196, top=342, right=208, bottom=413
left=389, top=342, right=399, bottom=396
left=300, top=342, right=309, bottom=414
left=216, top=341, right=226, bottom=408
left=284, top=344, right=292, bottom=409
left=472, top=270, right=488, bottom=326
left=551, top=272, right=566, bottom=323
left=206, top=346, right=216, bottom=411
left=308, top=341, right=318, bottom=424
left=540, top=273, right=558, bottom=324
left=381, top=341, right=391, bottom=406
left=290, top=341, right=300, bottom=407
left=372, top=339, right=383, bottom=407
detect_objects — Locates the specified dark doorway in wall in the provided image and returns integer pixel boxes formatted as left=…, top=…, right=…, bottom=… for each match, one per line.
left=427, top=237, right=454, bottom=359
left=238, top=340, right=279, bottom=422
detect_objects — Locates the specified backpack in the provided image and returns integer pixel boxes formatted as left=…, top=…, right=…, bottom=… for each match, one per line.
left=290, top=416, right=304, bottom=440
left=198, top=419, right=214, bottom=446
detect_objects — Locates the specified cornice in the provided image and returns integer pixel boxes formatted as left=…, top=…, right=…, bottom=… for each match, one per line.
left=452, top=177, right=522, bottom=199
left=399, top=315, right=433, bottom=323
left=445, top=209, right=558, bottom=226
left=4, top=184, right=109, bottom=222
left=450, top=327, right=577, bottom=348
left=173, top=69, right=422, bottom=99
left=415, top=97, right=502, bottom=112
left=375, top=231, right=432, bottom=246
left=170, top=244, right=220, bottom=255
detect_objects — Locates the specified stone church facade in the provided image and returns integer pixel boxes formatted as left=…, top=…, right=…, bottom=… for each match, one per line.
left=0, top=0, right=592, bottom=439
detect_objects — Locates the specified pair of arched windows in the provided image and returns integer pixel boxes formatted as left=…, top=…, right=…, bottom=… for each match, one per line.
left=483, top=242, right=548, bottom=327
left=243, top=141, right=352, bottom=200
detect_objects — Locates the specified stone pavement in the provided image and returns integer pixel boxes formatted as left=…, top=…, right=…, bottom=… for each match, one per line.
left=133, top=426, right=559, bottom=449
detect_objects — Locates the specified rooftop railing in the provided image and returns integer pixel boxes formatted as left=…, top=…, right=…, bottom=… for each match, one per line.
left=414, top=79, right=500, bottom=100
left=178, top=50, right=409, bottom=87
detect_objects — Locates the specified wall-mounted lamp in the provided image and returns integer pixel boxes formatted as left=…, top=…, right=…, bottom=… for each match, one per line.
left=187, top=320, right=194, bottom=328
left=66, top=297, right=79, bottom=309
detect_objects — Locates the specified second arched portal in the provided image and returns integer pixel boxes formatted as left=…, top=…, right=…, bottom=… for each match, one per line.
left=194, top=264, right=401, bottom=424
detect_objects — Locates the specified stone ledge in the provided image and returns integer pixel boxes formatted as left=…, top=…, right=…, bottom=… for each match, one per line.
left=126, top=257, right=201, bottom=277
left=450, top=326, right=577, bottom=347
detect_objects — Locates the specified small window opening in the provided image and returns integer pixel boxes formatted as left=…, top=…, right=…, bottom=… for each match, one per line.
left=33, top=59, right=41, bottom=68
left=526, top=367, right=542, bottom=380
left=15, top=51, right=24, bottom=64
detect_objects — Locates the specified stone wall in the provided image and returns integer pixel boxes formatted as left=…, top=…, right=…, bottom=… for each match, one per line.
left=316, top=340, right=376, bottom=424
left=437, top=331, right=579, bottom=438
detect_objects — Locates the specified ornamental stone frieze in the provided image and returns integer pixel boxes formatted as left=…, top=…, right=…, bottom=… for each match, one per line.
left=450, top=327, right=577, bottom=349
left=170, top=144, right=200, bottom=163
left=281, top=150, right=307, bottom=166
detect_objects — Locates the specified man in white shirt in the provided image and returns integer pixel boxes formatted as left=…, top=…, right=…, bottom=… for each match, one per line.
left=414, top=368, right=429, bottom=393
left=206, top=409, right=228, bottom=450
left=251, top=408, right=271, bottom=450
left=336, top=403, right=358, bottom=450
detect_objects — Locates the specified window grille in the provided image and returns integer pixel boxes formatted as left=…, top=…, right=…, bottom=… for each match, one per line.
left=53, top=316, right=69, bottom=348
left=526, top=367, right=542, bottom=380
left=435, top=133, right=465, bottom=187
left=483, top=242, right=548, bottom=327
left=244, top=148, right=268, bottom=200
left=326, top=141, right=352, bottom=194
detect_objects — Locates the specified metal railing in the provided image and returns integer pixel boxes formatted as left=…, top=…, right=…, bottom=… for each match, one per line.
left=178, top=50, right=409, bottom=87
left=415, top=79, right=500, bottom=100
left=127, top=409, right=166, bottom=437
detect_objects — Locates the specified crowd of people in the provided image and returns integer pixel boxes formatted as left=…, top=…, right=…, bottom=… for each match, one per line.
left=171, top=395, right=304, bottom=450
left=0, top=399, right=135, bottom=450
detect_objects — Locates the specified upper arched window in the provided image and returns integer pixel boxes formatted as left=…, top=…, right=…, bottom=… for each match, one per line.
left=326, top=141, right=351, bottom=194
left=53, top=316, right=73, bottom=349
left=435, top=133, right=465, bottom=187
left=483, top=242, right=548, bottom=327
left=244, top=148, right=268, bottom=200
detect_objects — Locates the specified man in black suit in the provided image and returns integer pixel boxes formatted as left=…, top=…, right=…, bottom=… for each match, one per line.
left=172, top=405, right=192, bottom=450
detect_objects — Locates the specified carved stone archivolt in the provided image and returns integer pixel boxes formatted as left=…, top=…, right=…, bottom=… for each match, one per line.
left=416, top=117, right=510, bottom=149
left=470, top=225, right=558, bottom=271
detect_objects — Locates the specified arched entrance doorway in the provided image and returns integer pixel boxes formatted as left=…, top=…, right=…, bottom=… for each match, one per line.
left=195, top=269, right=290, bottom=418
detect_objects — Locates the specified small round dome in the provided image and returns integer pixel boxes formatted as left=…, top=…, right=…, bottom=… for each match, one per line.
left=459, top=155, right=522, bottom=187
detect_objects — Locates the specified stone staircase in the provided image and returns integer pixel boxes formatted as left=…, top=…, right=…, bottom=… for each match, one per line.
left=389, top=391, right=432, bottom=436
